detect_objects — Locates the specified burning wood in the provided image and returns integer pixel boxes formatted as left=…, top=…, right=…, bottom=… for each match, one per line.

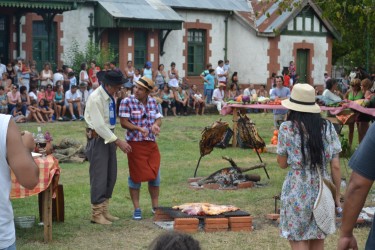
left=195, top=157, right=264, bottom=188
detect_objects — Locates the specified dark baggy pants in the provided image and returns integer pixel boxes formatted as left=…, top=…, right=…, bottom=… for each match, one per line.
left=86, top=137, right=117, bottom=204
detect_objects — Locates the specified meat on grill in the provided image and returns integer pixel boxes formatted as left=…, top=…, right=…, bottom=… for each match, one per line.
left=172, top=203, right=239, bottom=216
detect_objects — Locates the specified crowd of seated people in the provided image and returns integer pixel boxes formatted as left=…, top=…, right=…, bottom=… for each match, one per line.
left=0, top=59, right=97, bottom=122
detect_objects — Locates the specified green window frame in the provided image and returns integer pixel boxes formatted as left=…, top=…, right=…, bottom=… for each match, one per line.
left=134, top=31, right=148, bottom=70
left=187, top=29, right=205, bottom=76
left=32, top=21, right=57, bottom=71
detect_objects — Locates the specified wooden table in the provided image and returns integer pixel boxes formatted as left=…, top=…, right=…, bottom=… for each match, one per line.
left=11, top=155, right=60, bottom=243
left=221, top=102, right=375, bottom=147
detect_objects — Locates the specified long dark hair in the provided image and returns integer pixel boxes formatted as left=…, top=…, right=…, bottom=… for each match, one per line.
left=286, top=110, right=329, bottom=168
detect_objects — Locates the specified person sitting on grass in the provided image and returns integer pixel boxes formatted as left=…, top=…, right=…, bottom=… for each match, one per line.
left=64, top=85, right=83, bottom=121
left=54, top=84, right=66, bottom=121
left=11, top=102, right=26, bottom=123
left=19, top=86, right=30, bottom=115
left=38, top=98, right=54, bottom=122
left=27, top=99, right=46, bottom=123
left=45, top=84, right=55, bottom=109
left=0, top=86, right=7, bottom=114
left=161, top=85, right=176, bottom=117
left=189, top=84, right=205, bottom=115
left=174, top=86, right=188, bottom=116
left=37, top=86, right=46, bottom=102
left=212, top=82, right=226, bottom=113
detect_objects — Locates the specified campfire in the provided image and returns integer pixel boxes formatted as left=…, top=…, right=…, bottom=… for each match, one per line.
left=189, top=157, right=264, bottom=190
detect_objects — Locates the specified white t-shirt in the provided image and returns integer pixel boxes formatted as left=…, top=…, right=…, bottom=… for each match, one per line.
left=0, top=64, right=6, bottom=81
left=65, top=90, right=82, bottom=106
left=0, top=115, right=15, bottom=249
left=53, top=72, right=64, bottom=86
left=212, top=88, right=224, bottom=101
left=244, top=88, right=256, bottom=96
left=28, top=91, right=37, bottom=101
left=322, top=89, right=342, bottom=103
left=215, top=66, right=226, bottom=82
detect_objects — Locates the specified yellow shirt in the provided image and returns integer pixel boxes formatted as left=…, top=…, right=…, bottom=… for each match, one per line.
left=84, top=86, right=117, bottom=144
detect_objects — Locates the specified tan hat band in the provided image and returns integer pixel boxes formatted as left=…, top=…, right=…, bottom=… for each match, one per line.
left=290, top=97, right=316, bottom=106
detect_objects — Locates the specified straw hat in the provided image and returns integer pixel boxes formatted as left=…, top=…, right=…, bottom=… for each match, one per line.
left=281, top=83, right=321, bottom=113
left=218, top=82, right=226, bottom=87
left=135, top=76, right=154, bottom=91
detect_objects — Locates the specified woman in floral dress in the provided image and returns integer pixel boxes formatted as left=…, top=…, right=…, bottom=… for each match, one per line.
left=276, top=84, right=342, bottom=250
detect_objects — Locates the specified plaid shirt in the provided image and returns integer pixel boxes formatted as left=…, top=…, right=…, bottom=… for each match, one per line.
left=119, top=95, right=162, bottom=141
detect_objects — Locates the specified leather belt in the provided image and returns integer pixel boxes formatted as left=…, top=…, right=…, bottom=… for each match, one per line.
left=86, top=128, right=114, bottom=140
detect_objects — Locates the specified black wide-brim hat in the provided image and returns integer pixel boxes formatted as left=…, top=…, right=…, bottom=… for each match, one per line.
left=97, top=70, right=126, bottom=86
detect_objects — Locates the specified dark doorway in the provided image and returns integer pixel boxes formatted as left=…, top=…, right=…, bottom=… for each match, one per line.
left=134, top=31, right=147, bottom=70
left=0, top=15, right=9, bottom=64
left=32, top=21, right=57, bottom=71
left=297, top=49, right=309, bottom=83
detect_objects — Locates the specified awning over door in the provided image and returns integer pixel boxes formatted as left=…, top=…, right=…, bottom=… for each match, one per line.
left=95, top=0, right=183, bottom=30
left=0, top=0, right=80, bottom=11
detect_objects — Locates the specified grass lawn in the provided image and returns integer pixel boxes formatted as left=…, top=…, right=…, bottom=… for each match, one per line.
left=13, top=112, right=372, bottom=249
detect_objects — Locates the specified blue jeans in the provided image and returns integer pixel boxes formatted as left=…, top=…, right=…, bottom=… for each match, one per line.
left=128, top=170, right=161, bottom=189
left=1, top=241, right=16, bottom=250
left=204, top=89, right=213, bottom=104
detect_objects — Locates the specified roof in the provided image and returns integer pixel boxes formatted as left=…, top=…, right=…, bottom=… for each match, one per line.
left=0, top=0, right=82, bottom=10
left=98, top=0, right=183, bottom=21
left=160, top=0, right=250, bottom=12
left=248, top=0, right=341, bottom=40
left=95, top=0, right=183, bottom=29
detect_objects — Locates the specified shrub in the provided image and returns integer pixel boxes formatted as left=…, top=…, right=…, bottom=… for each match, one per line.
left=63, top=39, right=117, bottom=73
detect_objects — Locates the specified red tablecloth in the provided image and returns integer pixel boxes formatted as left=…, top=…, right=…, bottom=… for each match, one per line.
left=221, top=101, right=375, bottom=117
left=11, top=155, right=60, bottom=199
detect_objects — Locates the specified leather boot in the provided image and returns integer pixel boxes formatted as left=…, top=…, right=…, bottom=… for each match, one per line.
left=102, top=199, right=119, bottom=221
left=91, top=203, right=112, bottom=225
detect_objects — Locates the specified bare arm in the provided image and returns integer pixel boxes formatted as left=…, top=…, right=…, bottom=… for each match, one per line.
left=330, top=156, right=341, bottom=206
left=6, top=119, right=39, bottom=189
left=338, top=171, right=373, bottom=250
left=277, top=155, right=288, bottom=169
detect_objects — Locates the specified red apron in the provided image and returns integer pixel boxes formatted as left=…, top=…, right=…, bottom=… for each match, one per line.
left=127, top=141, right=160, bottom=183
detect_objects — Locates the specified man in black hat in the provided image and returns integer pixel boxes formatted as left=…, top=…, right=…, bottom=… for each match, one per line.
left=84, top=70, right=132, bottom=225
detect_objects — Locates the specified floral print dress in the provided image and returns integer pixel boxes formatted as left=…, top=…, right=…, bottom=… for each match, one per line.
left=277, top=121, right=341, bottom=241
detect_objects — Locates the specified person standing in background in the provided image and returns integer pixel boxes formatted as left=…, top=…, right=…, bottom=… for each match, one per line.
left=142, top=61, right=153, bottom=80
left=215, top=60, right=227, bottom=88
left=200, top=63, right=212, bottom=104
left=270, top=76, right=290, bottom=129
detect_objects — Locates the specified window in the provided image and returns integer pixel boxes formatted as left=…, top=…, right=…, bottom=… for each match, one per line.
left=108, top=30, right=119, bottom=63
left=32, top=21, right=56, bottom=71
left=187, top=29, right=205, bottom=76
left=134, top=31, right=147, bottom=70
